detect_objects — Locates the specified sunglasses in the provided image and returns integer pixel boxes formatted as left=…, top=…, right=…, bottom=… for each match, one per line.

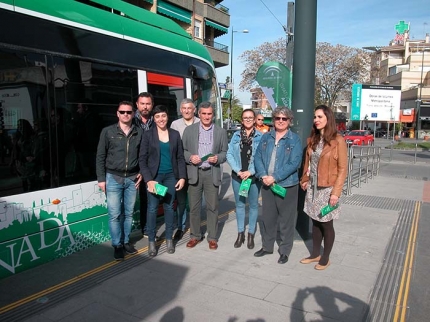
left=118, top=110, right=133, bottom=115
left=257, top=119, right=264, bottom=121
left=274, top=117, right=289, bottom=122
left=242, top=117, right=254, bottom=121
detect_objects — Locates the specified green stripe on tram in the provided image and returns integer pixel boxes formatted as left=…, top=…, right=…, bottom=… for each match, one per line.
left=13, top=0, right=213, bottom=65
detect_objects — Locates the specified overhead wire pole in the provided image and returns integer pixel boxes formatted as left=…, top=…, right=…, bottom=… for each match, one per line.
left=291, top=0, right=317, bottom=240
left=228, top=26, right=248, bottom=129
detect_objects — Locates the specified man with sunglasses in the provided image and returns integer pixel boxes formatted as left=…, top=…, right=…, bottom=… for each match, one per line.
left=96, top=101, right=143, bottom=261
left=255, top=113, right=270, bottom=133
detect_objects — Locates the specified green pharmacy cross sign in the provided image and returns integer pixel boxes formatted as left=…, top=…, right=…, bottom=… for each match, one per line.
left=395, top=21, right=409, bottom=34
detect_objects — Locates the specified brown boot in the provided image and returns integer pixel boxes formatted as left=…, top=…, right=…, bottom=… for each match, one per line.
left=247, top=233, right=255, bottom=249
left=234, top=232, right=245, bottom=248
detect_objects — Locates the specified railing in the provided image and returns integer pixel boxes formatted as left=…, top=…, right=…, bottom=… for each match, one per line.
left=345, top=145, right=381, bottom=195
left=204, top=40, right=228, bottom=53
left=215, top=4, right=229, bottom=13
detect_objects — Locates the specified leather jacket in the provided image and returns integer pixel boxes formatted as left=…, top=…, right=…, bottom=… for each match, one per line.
left=300, top=134, right=347, bottom=197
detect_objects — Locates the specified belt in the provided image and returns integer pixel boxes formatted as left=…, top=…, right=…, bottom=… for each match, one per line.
left=199, top=167, right=211, bottom=171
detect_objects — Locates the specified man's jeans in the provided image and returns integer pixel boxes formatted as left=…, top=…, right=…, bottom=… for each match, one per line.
left=147, top=172, right=177, bottom=242
left=106, top=173, right=137, bottom=247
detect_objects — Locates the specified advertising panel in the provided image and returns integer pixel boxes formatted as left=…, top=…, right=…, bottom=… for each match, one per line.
left=350, top=84, right=401, bottom=121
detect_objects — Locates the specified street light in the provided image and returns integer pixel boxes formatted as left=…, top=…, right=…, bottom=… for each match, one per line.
left=228, top=27, right=248, bottom=129
left=416, top=46, right=430, bottom=139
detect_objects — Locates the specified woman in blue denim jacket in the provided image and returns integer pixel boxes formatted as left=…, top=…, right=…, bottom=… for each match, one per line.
left=226, top=109, right=263, bottom=249
left=253, top=106, right=303, bottom=264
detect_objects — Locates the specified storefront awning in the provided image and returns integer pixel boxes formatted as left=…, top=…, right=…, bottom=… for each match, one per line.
left=157, top=0, right=191, bottom=24
left=205, top=19, right=228, bottom=33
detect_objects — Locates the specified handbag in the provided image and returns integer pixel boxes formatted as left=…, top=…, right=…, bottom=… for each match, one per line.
left=320, top=203, right=339, bottom=217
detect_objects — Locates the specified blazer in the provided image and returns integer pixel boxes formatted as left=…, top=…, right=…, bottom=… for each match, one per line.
left=300, top=134, right=348, bottom=197
left=182, top=122, right=228, bottom=186
left=139, top=126, right=187, bottom=182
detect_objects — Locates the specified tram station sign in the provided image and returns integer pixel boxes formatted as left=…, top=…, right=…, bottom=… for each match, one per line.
left=351, top=84, right=401, bottom=121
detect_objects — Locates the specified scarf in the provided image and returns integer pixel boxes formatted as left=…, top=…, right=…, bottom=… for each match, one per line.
left=239, top=125, right=255, bottom=162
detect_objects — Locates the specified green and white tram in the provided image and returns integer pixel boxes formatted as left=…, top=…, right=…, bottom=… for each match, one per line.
left=0, top=0, right=222, bottom=278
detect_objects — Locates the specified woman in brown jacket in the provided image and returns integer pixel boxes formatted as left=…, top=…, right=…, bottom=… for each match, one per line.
left=299, top=105, right=347, bottom=270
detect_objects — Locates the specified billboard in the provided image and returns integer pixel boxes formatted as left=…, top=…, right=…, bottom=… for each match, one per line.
left=351, top=84, right=401, bottom=121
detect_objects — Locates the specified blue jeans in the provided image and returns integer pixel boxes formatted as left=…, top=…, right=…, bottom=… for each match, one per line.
left=175, top=185, right=188, bottom=231
left=106, top=173, right=137, bottom=247
left=147, top=172, right=177, bottom=242
left=231, top=178, right=261, bottom=234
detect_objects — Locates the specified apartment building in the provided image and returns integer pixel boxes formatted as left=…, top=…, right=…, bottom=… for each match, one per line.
left=125, top=0, right=230, bottom=68
left=367, top=33, right=430, bottom=138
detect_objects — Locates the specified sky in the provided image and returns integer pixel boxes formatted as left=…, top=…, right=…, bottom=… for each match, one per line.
left=215, top=0, right=429, bottom=105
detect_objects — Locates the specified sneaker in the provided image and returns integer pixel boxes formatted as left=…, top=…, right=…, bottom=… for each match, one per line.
left=124, top=243, right=138, bottom=255
left=113, top=245, right=124, bottom=261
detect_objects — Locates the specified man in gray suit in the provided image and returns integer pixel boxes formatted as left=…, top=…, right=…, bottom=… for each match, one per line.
left=182, top=101, right=228, bottom=250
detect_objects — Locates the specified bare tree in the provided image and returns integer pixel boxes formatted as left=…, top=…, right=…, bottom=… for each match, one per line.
left=315, top=42, right=370, bottom=108
left=238, top=39, right=370, bottom=108
left=238, top=38, right=287, bottom=92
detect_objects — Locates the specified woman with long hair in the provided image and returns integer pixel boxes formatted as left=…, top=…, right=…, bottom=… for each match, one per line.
left=140, top=105, right=187, bottom=256
left=226, top=109, right=263, bottom=249
left=299, top=105, right=347, bottom=270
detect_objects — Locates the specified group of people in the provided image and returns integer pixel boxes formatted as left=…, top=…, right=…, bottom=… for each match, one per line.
left=96, top=93, right=347, bottom=270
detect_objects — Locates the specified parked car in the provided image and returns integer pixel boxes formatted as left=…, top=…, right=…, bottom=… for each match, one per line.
left=344, top=130, right=374, bottom=145
left=374, top=129, right=387, bottom=138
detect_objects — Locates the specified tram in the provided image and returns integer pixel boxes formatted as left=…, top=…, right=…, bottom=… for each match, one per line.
left=0, top=0, right=222, bottom=278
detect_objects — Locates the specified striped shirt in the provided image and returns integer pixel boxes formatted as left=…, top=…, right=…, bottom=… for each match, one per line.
left=198, top=123, right=214, bottom=168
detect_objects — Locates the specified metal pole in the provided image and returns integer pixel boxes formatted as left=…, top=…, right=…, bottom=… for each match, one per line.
left=416, top=47, right=426, bottom=139
left=291, top=0, right=317, bottom=240
left=228, top=26, right=234, bottom=130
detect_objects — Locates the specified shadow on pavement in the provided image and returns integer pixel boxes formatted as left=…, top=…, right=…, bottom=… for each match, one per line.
left=291, top=286, right=369, bottom=321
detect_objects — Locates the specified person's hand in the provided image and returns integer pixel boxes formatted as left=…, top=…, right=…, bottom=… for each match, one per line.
left=147, top=180, right=157, bottom=193
left=239, top=170, right=251, bottom=180
left=189, top=154, right=202, bottom=165
left=98, top=182, right=106, bottom=193
left=329, top=194, right=339, bottom=207
left=208, top=154, right=218, bottom=164
left=135, top=174, right=142, bottom=189
left=300, top=181, right=308, bottom=191
left=261, top=175, right=275, bottom=186
left=175, top=178, right=185, bottom=191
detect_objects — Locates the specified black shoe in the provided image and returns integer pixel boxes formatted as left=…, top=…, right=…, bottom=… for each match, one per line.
left=173, top=230, right=184, bottom=241
left=254, top=248, right=273, bottom=257
left=124, top=243, right=138, bottom=255
left=278, top=254, right=289, bottom=264
left=113, top=245, right=124, bottom=261
left=234, top=232, right=245, bottom=248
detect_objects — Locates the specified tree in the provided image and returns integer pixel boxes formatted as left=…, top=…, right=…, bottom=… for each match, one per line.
left=238, top=38, right=287, bottom=92
left=222, top=95, right=242, bottom=122
left=315, top=42, right=369, bottom=108
left=238, top=38, right=370, bottom=108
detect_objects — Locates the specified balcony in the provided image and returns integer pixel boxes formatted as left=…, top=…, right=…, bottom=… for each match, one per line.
left=204, top=40, right=229, bottom=68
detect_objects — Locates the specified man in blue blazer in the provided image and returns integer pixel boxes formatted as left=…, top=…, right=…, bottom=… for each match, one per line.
left=182, top=101, right=228, bottom=250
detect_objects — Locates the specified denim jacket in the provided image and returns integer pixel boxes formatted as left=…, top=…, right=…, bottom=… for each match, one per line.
left=254, top=129, right=302, bottom=187
left=226, top=129, right=263, bottom=175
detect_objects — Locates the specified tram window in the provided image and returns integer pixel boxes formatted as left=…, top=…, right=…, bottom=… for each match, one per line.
left=52, top=57, right=138, bottom=186
left=147, top=72, right=185, bottom=125
left=0, top=49, right=50, bottom=197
